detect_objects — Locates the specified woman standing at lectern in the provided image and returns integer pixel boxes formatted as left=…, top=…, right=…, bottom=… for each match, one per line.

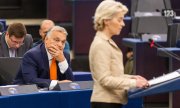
left=89, top=0, right=149, bottom=108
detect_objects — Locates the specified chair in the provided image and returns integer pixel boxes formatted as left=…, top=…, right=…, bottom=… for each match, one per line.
left=0, top=19, right=6, bottom=32
left=131, top=0, right=172, bottom=16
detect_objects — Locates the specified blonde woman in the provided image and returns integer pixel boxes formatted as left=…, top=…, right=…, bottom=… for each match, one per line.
left=89, top=0, right=149, bottom=108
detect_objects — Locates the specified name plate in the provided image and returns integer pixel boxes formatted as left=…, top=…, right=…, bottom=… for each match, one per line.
left=0, top=84, right=38, bottom=96
left=53, top=81, right=93, bottom=91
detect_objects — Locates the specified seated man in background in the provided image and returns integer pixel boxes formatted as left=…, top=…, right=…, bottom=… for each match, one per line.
left=33, top=19, right=70, bottom=54
left=33, top=20, right=54, bottom=47
left=14, top=26, right=74, bottom=90
left=0, top=22, right=33, bottom=57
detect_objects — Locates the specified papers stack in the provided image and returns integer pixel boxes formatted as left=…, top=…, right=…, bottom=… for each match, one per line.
left=148, top=69, right=180, bottom=86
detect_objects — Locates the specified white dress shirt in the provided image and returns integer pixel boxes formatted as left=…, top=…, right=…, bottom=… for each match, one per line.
left=5, top=37, right=17, bottom=57
left=9, top=48, right=16, bottom=57
left=46, top=49, right=69, bottom=90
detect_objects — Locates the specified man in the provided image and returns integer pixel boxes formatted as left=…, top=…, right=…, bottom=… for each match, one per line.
left=33, top=19, right=70, bottom=54
left=0, top=22, right=33, bottom=57
left=33, top=20, right=54, bottom=47
left=14, top=26, right=74, bottom=89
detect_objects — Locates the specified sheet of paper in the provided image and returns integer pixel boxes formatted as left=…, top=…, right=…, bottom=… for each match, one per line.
left=148, top=71, right=180, bottom=86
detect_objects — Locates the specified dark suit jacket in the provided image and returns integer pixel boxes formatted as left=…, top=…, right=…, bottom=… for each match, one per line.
left=176, top=39, right=180, bottom=47
left=32, top=39, right=43, bottom=47
left=0, top=32, right=33, bottom=57
left=14, top=43, right=74, bottom=88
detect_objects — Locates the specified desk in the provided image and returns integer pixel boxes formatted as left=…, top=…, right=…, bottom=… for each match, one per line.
left=0, top=90, right=92, bottom=108
left=129, top=77, right=180, bottom=99
left=0, top=89, right=142, bottom=108
left=0, top=71, right=142, bottom=108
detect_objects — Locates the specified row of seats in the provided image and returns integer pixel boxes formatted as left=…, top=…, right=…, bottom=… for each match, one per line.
left=0, top=19, right=6, bottom=32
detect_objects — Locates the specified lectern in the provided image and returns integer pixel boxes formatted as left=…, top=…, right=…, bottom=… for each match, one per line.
left=122, top=38, right=169, bottom=103
left=129, top=76, right=180, bottom=99
left=128, top=47, right=180, bottom=108
left=157, top=47, right=180, bottom=108
left=129, top=74, right=180, bottom=108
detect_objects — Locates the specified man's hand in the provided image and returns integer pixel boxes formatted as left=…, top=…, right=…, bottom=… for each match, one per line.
left=47, top=44, right=65, bottom=62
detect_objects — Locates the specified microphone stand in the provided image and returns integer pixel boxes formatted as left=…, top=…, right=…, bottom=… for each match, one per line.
left=149, top=39, right=180, bottom=61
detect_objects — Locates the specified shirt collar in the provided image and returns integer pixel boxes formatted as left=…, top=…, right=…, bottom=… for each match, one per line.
left=46, top=48, right=53, bottom=61
left=96, top=31, right=119, bottom=49
left=96, top=31, right=110, bottom=41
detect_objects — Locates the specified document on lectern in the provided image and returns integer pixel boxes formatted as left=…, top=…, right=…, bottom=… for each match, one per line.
left=148, top=69, right=180, bottom=86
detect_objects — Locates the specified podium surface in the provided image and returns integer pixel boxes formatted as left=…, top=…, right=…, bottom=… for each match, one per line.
left=129, top=77, right=180, bottom=99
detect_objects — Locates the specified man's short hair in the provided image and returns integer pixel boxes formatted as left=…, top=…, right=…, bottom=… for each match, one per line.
left=7, top=23, right=27, bottom=38
left=46, top=26, right=68, bottom=38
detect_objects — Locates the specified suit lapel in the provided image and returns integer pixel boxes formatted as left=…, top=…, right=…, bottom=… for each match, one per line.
left=97, top=31, right=119, bottom=49
left=108, top=39, right=119, bottom=49
left=16, top=46, right=23, bottom=57
left=1, top=34, right=9, bottom=57
left=40, top=43, right=49, bottom=74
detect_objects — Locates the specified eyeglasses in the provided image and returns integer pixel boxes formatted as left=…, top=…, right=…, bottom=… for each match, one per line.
left=9, top=36, right=24, bottom=46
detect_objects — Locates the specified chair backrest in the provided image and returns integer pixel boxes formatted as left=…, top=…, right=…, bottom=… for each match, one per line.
left=131, top=0, right=172, bottom=16
left=131, top=16, right=172, bottom=34
left=167, top=23, right=180, bottom=47
left=130, top=0, right=173, bottom=41
left=0, top=22, right=4, bottom=32
left=0, top=19, right=6, bottom=32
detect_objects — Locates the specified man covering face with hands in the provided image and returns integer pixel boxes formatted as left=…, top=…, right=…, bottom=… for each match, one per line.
left=45, top=28, right=67, bottom=63
left=14, top=26, right=74, bottom=90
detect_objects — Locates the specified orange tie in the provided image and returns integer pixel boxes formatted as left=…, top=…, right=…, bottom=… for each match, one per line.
left=50, top=58, right=57, bottom=80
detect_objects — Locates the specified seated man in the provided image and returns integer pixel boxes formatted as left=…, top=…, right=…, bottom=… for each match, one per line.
left=0, top=22, right=33, bottom=57
left=14, top=26, right=74, bottom=89
left=33, top=19, right=70, bottom=54
left=33, top=20, right=54, bottom=47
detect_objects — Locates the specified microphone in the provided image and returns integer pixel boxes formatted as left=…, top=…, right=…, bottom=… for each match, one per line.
left=149, top=39, right=155, bottom=48
left=148, top=39, right=180, bottom=61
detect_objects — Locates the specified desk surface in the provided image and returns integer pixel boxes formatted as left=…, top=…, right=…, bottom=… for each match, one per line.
left=157, top=47, right=180, bottom=58
left=129, top=77, right=180, bottom=99
left=122, top=38, right=167, bottom=48
left=122, top=38, right=144, bottom=48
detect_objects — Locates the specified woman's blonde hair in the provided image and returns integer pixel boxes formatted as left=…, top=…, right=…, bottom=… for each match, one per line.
left=93, top=0, right=128, bottom=31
